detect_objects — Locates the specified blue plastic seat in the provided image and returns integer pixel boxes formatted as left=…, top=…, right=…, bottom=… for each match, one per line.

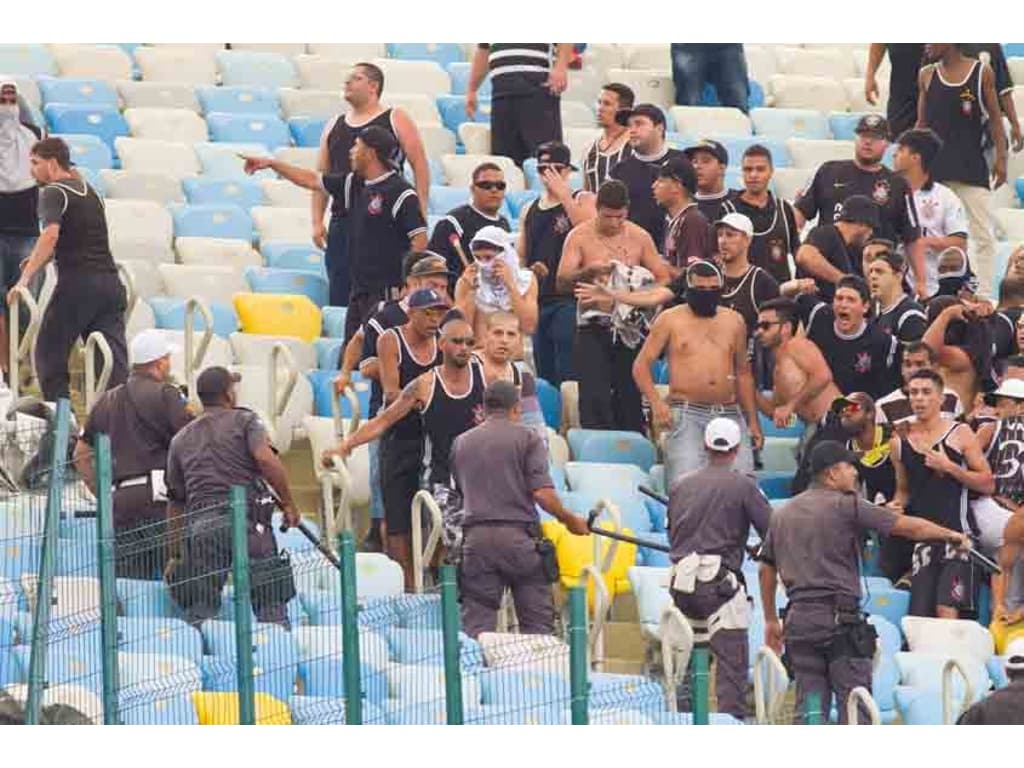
left=271, top=512, right=319, bottom=555
left=117, top=617, right=203, bottom=665
left=447, top=62, right=491, bottom=97
left=829, top=111, right=870, bottom=141
left=751, top=107, right=830, bottom=140
left=206, top=112, right=291, bottom=149
left=504, top=189, right=540, bottom=222
left=1003, top=43, right=1024, bottom=58
left=290, top=695, right=387, bottom=724
left=868, top=614, right=902, bottom=658
left=261, top=243, right=326, bottom=275
left=716, top=136, right=792, bottom=169
left=698, top=79, right=765, bottom=110
left=427, top=184, right=513, bottom=220
left=566, top=428, right=657, bottom=471
left=216, top=50, right=298, bottom=89
left=245, top=266, right=329, bottom=307
left=38, top=77, right=119, bottom=108
left=56, top=539, right=97, bottom=575
left=182, top=176, right=266, bottom=210
left=756, top=470, right=794, bottom=499
left=435, top=94, right=490, bottom=133
left=147, top=296, right=240, bottom=338
left=288, top=116, right=327, bottom=148
left=196, top=85, right=279, bottom=116
left=533, top=377, right=561, bottom=430
left=387, top=43, right=466, bottom=68
left=169, top=203, right=254, bottom=241
left=313, top=338, right=343, bottom=370
left=53, top=133, right=114, bottom=170
left=117, top=578, right=181, bottom=619
left=302, top=658, right=389, bottom=703
left=194, top=141, right=272, bottom=179
left=321, top=306, right=347, bottom=338
left=862, top=586, right=911, bottom=629
left=307, top=370, right=370, bottom=419
left=44, top=104, right=129, bottom=151
left=120, top=693, right=199, bottom=725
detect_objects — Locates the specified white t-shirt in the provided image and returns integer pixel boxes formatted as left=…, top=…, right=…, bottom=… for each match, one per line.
left=908, top=181, right=968, bottom=295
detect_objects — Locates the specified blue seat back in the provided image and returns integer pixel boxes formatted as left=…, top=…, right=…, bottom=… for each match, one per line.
left=38, top=77, right=119, bottom=107
left=148, top=296, right=240, bottom=338
left=44, top=104, right=129, bottom=150
left=567, top=428, right=657, bottom=471
left=197, top=85, right=279, bottom=115
left=182, top=176, right=266, bottom=210
left=307, top=370, right=370, bottom=419
left=53, top=132, right=114, bottom=170
left=245, top=266, right=329, bottom=307
left=447, top=62, right=491, bottom=97
left=262, top=242, right=326, bottom=274
left=750, top=107, right=830, bottom=140
left=289, top=116, right=327, bottom=147
left=533, top=377, right=561, bottom=430
left=314, top=338, right=343, bottom=370
left=829, top=111, right=870, bottom=140
left=435, top=94, right=490, bottom=133
left=321, top=306, right=347, bottom=338
left=216, top=50, right=298, bottom=89
left=387, top=44, right=466, bottom=68
left=206, top=112, right=291, bottom=149
left=169, top=202, right=254, bottom=240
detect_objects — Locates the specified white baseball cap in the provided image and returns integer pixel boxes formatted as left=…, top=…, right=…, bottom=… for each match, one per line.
left=704, top=417, right=742, bottom=452
left=992, top=378, right=1024, bottom=401
left=1006, top=638, right=1024, bottom=674
left=129, top=330, right=178, bottom=366
left=714, top=212, right=753, bottom=238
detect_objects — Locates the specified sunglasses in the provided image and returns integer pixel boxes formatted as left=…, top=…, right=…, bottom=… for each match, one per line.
left=474, top=180, right=507, bottom=191
left=755, top=321, right=781, bottom=330
left=446, top=336, right=475, bottom=346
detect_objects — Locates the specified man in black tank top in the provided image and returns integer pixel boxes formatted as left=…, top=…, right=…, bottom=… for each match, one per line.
left=8, top=138, right=128, bottom=401
left=313, top=62, right=431, bottom=307
left=890, top=370, right=995, bottom=618
left=518, top=142, right=595, bottom=386
left=918, top=44, right=1008, bottom=299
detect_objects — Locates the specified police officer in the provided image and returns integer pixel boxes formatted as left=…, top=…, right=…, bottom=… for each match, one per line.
left=165, top=366, right=300, bottom=627
left=73, top=330, right=193, bottom=579
left=451, top=381, right=588, bottom=637
left=957, top=639, right=1024, bottom=724
left=759, top=440, right=970, bottom=723
left=668, top=417, right=772, bottom=720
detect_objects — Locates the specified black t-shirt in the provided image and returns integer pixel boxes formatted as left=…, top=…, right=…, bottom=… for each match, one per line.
left=884, top=44, right=926, bottom=137
left=794, top=160, right=919, bottom=247
left=361, top=299, right=409, bottom=416
left=798, top=223, right=856, bottom=302
left=521, top=196, right=578, bottom=303
left=873, top=295, right=927, bottom=343
left=797, top=294, right=900, bottom=399
left=324, top=171, right=427, bottom=293
left=609, top=146, right=687, bottom=247
left=663, top=204, right=711, bottom=270
left=427, top=203, right=510, bottom=283
left=723, top=191, right=801, bottom=284
left=38, top=178, right=116, bottom=274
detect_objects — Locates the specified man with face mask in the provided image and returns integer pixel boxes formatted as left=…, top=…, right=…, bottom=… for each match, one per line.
left=73, top=330, right=194, bottom=580
left=557, top=180, right=670, bottom=432
left=795, top=195, right=879, bottom=302
left=633, top=260, right=763, bottom=490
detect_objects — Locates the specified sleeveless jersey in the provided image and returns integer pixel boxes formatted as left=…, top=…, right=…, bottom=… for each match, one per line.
left=325, top=109, right=405, bottom=215
left=925, top=61, right=989, bottom=188
left=582, top=136, right=634, bottom=192
left=421, top=361, right=486, bottom=486
left=722, top=192, right=798, bottom=283
left=986, top=416, right=1024, bottom=504
left=902, top=424, right=971, bottom=532
left=521, top=193, right=580, bottom=303
left=388, top=327, right=440, bottom=441
left=45, top=179, right=116, bottom=274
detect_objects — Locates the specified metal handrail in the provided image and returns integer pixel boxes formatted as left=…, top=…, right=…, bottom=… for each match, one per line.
left=845, top=686, right=881, bottom=725
left=331, top=383, right=362, bottom=437
left=580, top=564, right=610, bottom=672
left=183, top=297, right=213, bottom=410
left=942, top=658, right=974, bottom=725
left=268, top=342, right=298, bottom=432
left=84, top=331, right=113, bottom=413
left=7, top=287, right=40, bottom=406
left=116, top=261, right=137, bottom=318
left=753, top=646, right=790, bottom=724
left=410, top=489, right=443, bottom=594
left=318, top=393, right=361, bottom=550
left=590, top=498, right=623, bottom=575
left=659, top=605, right=695, bottom=713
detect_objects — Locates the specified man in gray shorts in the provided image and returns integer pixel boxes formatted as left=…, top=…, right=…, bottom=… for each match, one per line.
left=633, top=260, right=763, bottom=492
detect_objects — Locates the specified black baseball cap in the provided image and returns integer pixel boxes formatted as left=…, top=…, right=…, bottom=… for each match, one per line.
left=838, top=195, right=880, bottom=230
left=535, top=141, right=577, bottom=171
left=407, top=287, right=449, bottom=310
left=809, top=440, right=859, bottom=475
left=357, top=125, right=399, bottom=166
left=855, top=113, right=890, bottom=140
left=657, top=156, right=697, bottom=195
left=684, top=138, right=729, bottom=166
left=615, top=103, right=666, bottom=128
left=407, top=252, right=450, bottom=279
left=196, top=366, right=241, bottom=404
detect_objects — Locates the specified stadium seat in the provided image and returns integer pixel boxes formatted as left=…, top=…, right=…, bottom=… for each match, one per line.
left=37, top=77, right=118, bottom=107
left=604, top=68, right=674, bottom=108
left=121, top=693, right=199, bottom=725
left=447, top=61, right=491, bottom=98
left=182, top=177, right=266, bottom=210
left=53, top=44, right=134, bottom=81
left=313, top=338, right=343, bottom=370
left=278, top=88, right=340, bottom=121
left=169, top=203, right=254, bottom=241
left=51, top=133, right=112, bottom=171
left=842, top=77, right=888, bottom=113
left=772, top=167, right=812, bottom=202
left=563, top=69, right=604, bottom=106
left=828, top=111, right=870, bottom=140
left=230, top=43, right=308, bottom=56
left=261, top=179, right=312, bottom=209
left=245, top=266, right=329, bottom=308
left=104, top=199, right=175, bottom=262
left=750, top=107, right=831, bottom=139
left=148, top=296, right=240, bottom=338
left=553, top=520, right=637, bottom=605
left=194, top=141, right=272, bottom=179
left=669, top=106, right=752, bottom=137
left=418, top=124, right=458, bottom=158
left=566, top=428, right=657, bottom=471
left=564, top=461, right=650, bottom=495
left=387, top=663, right=481, bottom=706
left=441, top=154, right=525, bottom=191
left=321, top=306, right=347, bottom=338
left=861, top=585, right=911, bottom=629
left=994, top=208, right=1024, bottom=241
left=769, top=75, right=849, bottom=111
left=288, top=116, right=327, bottom=148
left=713, top=136, right=791, bottom=168
left=373, top=58, right=451, bottom=95
left=175, top=236, right=262, bottom=269
left=743, top=44, right=777, bottom=84
left=44, top=104, right=129, bottom=151
left=293, top=55, right=351, bottom=92
left=119, top=259, right=164, bottom=300
left=622, top=43, right=671, bottom=71
left=116, top=617, right=203, bottom=665
left=261, top=243, right=325, bottom=275
left=561, top=100, right=595, bottom=129
left=216, top=50, right=298, bottom=89
left=251, top=205, right=314, bottom=244
left=158, top=263, right=248, bottom=305
left=114, top=137, right=200, bottom=179
left=533, top=377, right=561, bottom=430
left=901, top=617, right=995, bottom=662
left=233, top=294, right=322, bottom=343
left=98, top=170, right=184, bottom=204
left=133, top=45, right=219, bottom=86
left=786, top=138, right=855, bottom=168
left=191, top=691, right=292, bottom=725
left=307, top=370, right=370, bottom=419
left=386, top=93, right=442, bottom=126
left=0, top=44, right=57, bottom=76
left=774, top=45, right=857, bottom=80
left=273, top=146, right=319, bottom=171
left=386, top=43, right=465, bottom=68
left=457, top=122, right=491, bottom=155
left=195, top=85, right=278, bottom=117
left=116, top=80, right=200, bottom=111
left=563, top=127, right=603, bottom=166
left=206, top=112, right=291, bottom=149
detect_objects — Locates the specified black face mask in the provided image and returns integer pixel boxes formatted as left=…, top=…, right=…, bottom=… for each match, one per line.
left=937, top=276, right=967, bottom=297
left=686, top=287, right=721, bottom=317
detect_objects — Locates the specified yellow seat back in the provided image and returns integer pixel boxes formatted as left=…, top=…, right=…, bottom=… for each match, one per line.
left=553, top=521, right=637, bottom=607
left=191, top=691, right=292, bottom=725
left=233, top=292, right=321, bottom=342
left=990, top=618, right=1024, bottom=655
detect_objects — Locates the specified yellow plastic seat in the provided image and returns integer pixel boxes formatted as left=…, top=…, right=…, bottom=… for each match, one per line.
left=553, top=521, right=637, bottom=608
left=990, top=618, right=1024, bottom=655
left=191, top=691, right=292, bottom=725
left=233, top=292, right=321, bottom=342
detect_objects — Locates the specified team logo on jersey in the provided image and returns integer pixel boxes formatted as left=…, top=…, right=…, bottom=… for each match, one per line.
left=368, top=193, right=384, bottom=216
left=770, top=240, right=785, bottom=263
left=872, top=179, right=890, bottom=205
left=471, top=403, right=486, bottom=426
left=854, top=351, right=872, bottom=374
left=553, top=214, right=571, bottom=234
left=960, top=87, right=976, bottom=117
left=920, top=195, right=939, bottom=220
left=950, top=575, right=965, bottom=604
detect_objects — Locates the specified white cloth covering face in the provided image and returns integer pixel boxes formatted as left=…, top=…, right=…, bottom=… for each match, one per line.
left=470, top=225, right=533, bottom=313
left=0, top=83, right=35, bottom=194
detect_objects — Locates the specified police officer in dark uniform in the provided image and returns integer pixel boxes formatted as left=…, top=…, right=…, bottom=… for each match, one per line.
left=957, top=639, right=1024, bottom=724
left=759, top=440, right=970, bottom=723
left=668, top=417, right=772, bottom=720
left=165, top=366, right=300, bottom=627
left=451, top=381, right=588, bottom=637
left=73, top=330, right=193, bottom=579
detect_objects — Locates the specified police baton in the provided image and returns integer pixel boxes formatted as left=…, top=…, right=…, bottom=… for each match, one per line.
left=585, top=508, right=670, bottom=552
left=264, top=484, right=344, bottom=572
left=961, top=543, right=1002, bottom=575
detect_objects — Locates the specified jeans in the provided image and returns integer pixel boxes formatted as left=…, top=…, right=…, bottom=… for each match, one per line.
left=664, top=402, right=753, bottom=493
left=368, top=438, right=383, bottom=522
left=670, top=44, right=750, bottom=112
left=532, top=300, right=576, bottom=387
left=325, top=214, right=350, bottom=307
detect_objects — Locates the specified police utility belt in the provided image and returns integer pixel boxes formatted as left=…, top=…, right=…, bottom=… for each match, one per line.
left=781, top=595, right=877, bottom=662
left=669, top=553, right=750, bottom=644
left=114, top=470, right=168, bottom=502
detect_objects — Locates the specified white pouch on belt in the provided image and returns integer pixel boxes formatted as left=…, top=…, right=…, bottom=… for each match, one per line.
left=670, top=553, right=723, bottom=594
left=150, top=470, right=168, bottom=502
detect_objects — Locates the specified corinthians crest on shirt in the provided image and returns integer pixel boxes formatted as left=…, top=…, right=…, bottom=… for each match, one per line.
left=959, top=87, right=976, bottom=117
left=553, top=214, right=571, bottom=234
left=769, top=239, right=785, bottom=263
left=368, top=192, right=385, bottom=215
left=854, top=351, right=872, bottom=374
left=872, top=179, right=890, bottom=205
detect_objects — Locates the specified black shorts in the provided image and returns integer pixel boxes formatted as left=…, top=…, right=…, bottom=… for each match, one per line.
left=490, top=91, right=563, bottom=167
left=379, top=434, right=424, bottom=536
left=909, top=542, right=978, bottom=616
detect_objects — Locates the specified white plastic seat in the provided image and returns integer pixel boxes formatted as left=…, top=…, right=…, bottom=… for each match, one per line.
left=124, top=107, right=209, bottom=144
left=308, top=43, right=386, bottom=59
left=994, top=208, right=1024, bottom=241
left=174, top=237, right=262, bottom=269
left=272, top=146, right=319, bottom=171
left=98, top=170, right=184, bottom=204
left=564, top=127, right=602, bottom=166
left=216, top=50, right=298, bottom=89
left=771, top=167, right=813, bottom=202
left=604, top=68, right=674, bottom=108
left=53, top=44, right=133, bottom=80
left=582, top=44, right=626, bottom=78
left=251, top=206, right=311, bottom=245
left=115, top=137, right=201, bottom=179
left=851, top=48, right=891, bottom=79
left=116, top=80, right=200, bottom=111
left=126, top=300, right=156, bottom=339
left=229, top=43, right=307, bottom=56
left=386, top=93, right=441, bottom=126
left=743, top=45, right=778, bottom=84
left=104, top=199, right=175, bottom=263
left=118, top=259, right=164, bottom=299
left=158, top=263, right=248, bottom=305
left=230, top=362, right=314, bottom=452
left=441, top=154, right=525, bottom=191
left=775, top=46, right=857, bottom=80
left=260, top=179, right=312, bottom=209
left=293, top=55, right=352, bottom=92
left=194, top=141, right=270, bottom=179
left=278, top=88, right=341, bottom=120
left=622, top=44, right=671, bottom=71
left=769, top=74, right=849, bottom=111
left=842, top=77, right=890, bottom=113
left=132, top=329, right=233, bottom=386
left=900, top=617, right=995, bottom=664
left=303, top=414, right=372, bottom=519
left=563, top=68, right=603, bottom=106
left=134, top=45, right=219, bottom=85
left=669, top=105, right=752, bottom=137
left=371, top=58, right=450, bottom=95
left=419, top=125, right=457, bottom=159
left=457, top=123, right=491, bottom=156
left=229, top=332, right=316, bottom=372
left=20, top=575, right=100, bottom=621
left=750, top=107, right=830, bottom=140
left=561, top=100, right=596, bottom=129
left=786, top=138, right=855, bottom=169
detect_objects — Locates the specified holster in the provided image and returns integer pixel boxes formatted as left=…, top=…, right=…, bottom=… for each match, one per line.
left=249, top=546, right=297, bottom=611
left=536, top=536, right=559, bottom=584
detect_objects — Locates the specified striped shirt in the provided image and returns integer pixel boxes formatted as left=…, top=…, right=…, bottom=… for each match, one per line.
left=582, top=135, right=634, bottom=192
left=481, top=43, right=555, bottom=98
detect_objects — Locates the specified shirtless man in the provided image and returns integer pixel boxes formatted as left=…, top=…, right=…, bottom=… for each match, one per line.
left=557, top=179, right=669, bottom=432
left=922, top=297, right=996, bottom=409
left=633, top=260, right=762, bottom=491
left=754, top=296, right=840, bottom=429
